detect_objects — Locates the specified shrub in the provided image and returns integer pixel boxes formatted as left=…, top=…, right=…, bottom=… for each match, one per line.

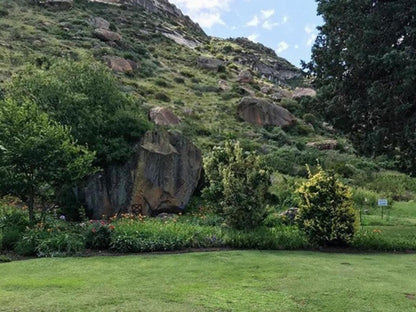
left=203, top=141, right=271, bottom=229
left=155, top=92, right=171, bottom=102
left=0, top=208, right=29, bottom=250
left=296, top=166, right=357, bottom=246
left=85, top=220, right=114, bottom=250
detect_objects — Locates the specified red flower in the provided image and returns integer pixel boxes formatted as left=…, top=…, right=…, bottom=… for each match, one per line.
left=109, top=225, right=115, bottom=231
left=92, top=228, right=97, bottom=233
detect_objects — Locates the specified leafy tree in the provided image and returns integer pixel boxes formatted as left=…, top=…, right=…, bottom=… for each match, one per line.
left=203, top=141, right=270, bottom=230
left=296, top=166, right=357, bottom=246
left=305, top=0, right=416, bottom=172
left=0, top=99, right=95, bottom=223
left=8, top=58, right=152, bottom=166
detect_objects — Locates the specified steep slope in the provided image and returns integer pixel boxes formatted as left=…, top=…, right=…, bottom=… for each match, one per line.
left=2, top=0, right=415, bottom=216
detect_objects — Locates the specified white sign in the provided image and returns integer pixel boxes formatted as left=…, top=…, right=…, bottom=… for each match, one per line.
left=378, top=199, right=388, bottom=207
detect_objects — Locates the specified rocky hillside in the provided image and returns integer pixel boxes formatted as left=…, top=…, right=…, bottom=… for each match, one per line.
left=2, top=0, right=402, bottom=218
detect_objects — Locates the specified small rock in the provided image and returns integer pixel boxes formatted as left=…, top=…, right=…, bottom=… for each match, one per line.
left=218, top=80, right=230, bottom=91
left=149, top=107, right=181, bottom=126
left=88, top=17, right=110, bottom=30
left=238, top=70, right=254, bottom=83
left=103, top=55, right=136, bottom=73
left=93, top=28, right=122, bottom=42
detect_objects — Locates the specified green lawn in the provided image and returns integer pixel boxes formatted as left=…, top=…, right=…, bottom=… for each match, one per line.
left=1, top=251, right=416, bottom=311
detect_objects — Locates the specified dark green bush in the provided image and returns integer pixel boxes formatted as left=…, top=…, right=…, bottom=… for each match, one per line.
left=155, top=92, right=171, bottom=102
left=297, top=166, right=357, bottom=246
left=0, top=208, right=29, bottom=250
left=85, top=220, right=113, bottom=250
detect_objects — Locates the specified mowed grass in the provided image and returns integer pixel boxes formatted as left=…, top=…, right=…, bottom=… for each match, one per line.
left=1, top=251, right=416, bottom=312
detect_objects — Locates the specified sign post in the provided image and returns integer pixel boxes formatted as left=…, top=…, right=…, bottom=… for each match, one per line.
left=378, top=199, right=388, bottom=219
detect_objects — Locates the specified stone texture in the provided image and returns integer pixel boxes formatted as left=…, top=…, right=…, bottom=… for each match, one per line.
left=80, top=131, right=202, bottom=218
left=149, top=107, right=181, bottom=126
left=293, top=87, right=317, bottom=99
left=237, top=97, right=296, bottom=127
left=93, top=28, right=122, bottom=42
left=88, top=17, right=110, bottom=30
left=306, top=139, right=338, bottom=150
left=238, top=70, right=254, bottom=83
left=196, top=57, right=224, bottom=71
left=103, top=55, right=136, bottom=73
left=218, top=80, right=230, bottom=91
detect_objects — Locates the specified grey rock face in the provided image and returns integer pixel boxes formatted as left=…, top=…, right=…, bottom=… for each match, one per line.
left=237, top=97, right=296, bottom=127
left=88, top=17, right=110, bottom=30
left=81, top=131, right=202, bottom=218
left=103, top=55, right=137, bottom=73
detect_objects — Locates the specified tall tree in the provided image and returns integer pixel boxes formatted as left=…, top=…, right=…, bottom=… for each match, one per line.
left=305, top=0, right=416, bottom=172
left=8, top=59, right=152, bottom=166
left=0, top=99, right=95, bottom=223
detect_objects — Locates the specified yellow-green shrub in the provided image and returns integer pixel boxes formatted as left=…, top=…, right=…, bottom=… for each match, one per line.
left=296, top=166, right=357, bottom=246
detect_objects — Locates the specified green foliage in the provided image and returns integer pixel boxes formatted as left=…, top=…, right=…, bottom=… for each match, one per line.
left=85, top=220, right=113, bottom=250
left=203, top=141, right=271, bottom=229
left=110, top=217, right=223, bottom=252
left=0, top=207, right=29, bottom=250
left=306, top=0, right=416, bottom=172
left=0, top=99, right=95, bottom=223
left=296, top=166, right=357, bottom=246
left=223, top=226, right=309, bottom=250
left=8, top=59, right=152, bottom=166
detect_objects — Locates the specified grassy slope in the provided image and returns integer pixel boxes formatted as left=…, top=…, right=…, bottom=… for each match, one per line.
left=1, top=251, right=416, bottom=311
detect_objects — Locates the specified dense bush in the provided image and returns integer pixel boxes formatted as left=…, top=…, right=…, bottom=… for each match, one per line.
left=8, top=58, right=152, bottom=166
left=85, top=220, right=114, bottom=250
left=203, top=141, right=271, bottom=229
left=296, top=166, right=357, bottom=246
left=0, top=207, right=29, bottom=250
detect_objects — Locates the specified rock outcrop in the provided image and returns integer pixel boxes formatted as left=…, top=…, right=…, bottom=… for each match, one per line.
left=149, top=107, right=181, bottom=126
left=237, top=97, right=296, bottom=127
left=93, top=28, right=122, bottom=42
left=103, top=55, right=137, bottom=73
left=80, top=131, right=202, bottom=218
left=238, top=70, right=254, bottom=84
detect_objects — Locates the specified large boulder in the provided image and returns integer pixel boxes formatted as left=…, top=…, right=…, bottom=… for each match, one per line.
left=93, top=28, right=122, bottom=42
left=149, top=107, right=181, bottom=126
left=37, top=0, right=73, bottom=10
left=103, top=55, right=137, bottom=73
left=196, top=57, right=224, bottom=71
left=237, top=97, right=296, bottom=127
left=80, top=131, right=202, bottom=218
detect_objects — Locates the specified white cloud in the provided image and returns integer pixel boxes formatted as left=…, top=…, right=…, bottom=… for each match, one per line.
left=170, top=0, right=233, bottom=28
left=261, top=9, right=275, bottom=19
left=276, top=41, right=289, bottom=54
left=282, top=16, right=289, bottom=24
left=194, top=12, right=225, bottom=28
left=262, top=20, right=279, bottom=30
left=294, top=45, right=299, bottom=49
left=246, top=15, right=259, bottom=27
left=247, top=34, right=259, bottom=42
left=304, top=25, right=315, bottom=34
left=307, top=33, right=317, bottom=47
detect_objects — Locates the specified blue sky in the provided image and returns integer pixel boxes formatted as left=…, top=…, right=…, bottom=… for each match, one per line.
left=169, top=0, right=322, bottom=68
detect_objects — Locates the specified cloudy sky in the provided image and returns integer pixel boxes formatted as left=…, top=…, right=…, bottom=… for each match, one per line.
left=169, top=0, right=322, bottom=68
